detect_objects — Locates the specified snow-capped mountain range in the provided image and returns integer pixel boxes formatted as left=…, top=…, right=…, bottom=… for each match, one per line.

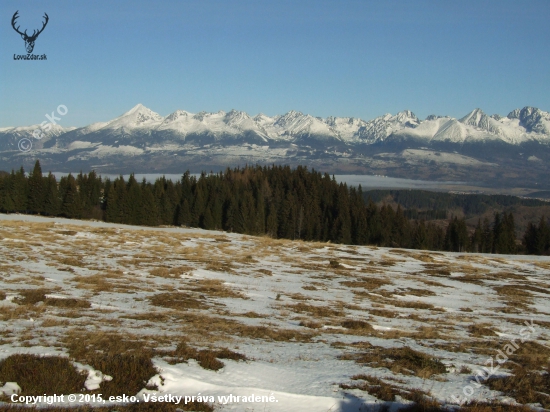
left=2, top=104, right=550, bottom=149
left=1, top=104, right=549, bottom=185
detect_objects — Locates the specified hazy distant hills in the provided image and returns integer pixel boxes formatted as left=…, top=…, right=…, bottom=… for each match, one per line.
left=1, top=104, right=549, bottom=188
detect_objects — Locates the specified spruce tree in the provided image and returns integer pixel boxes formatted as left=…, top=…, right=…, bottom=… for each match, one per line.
left=535, top=216, right=550, bottom=255
left=266, top=201, right=278, bottom=237
left=176, top=199, right=192, bottom=227
left=27, top=160, right=44, bottom=214
left=124, top=175, right=142, bottom=225
left=11, top=167, right=28, bottom=212
left=59, top=174, right=82, bottom=218
left=0, top=172, right=15, bottom=212
left=482, top=217, right=493, bottom=253
left=471, top=219, right=483, bottom=253
left=43, top=172, right=60, bottom=216
left=139, top=185, right=159, bottom=226
left=105, top=177, right=126, bottom=223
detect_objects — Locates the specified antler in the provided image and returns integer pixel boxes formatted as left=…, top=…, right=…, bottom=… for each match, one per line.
left=30, top=13, right=49, bottom=39
left=11, top=11, right=49, bottom=40
left=11, top=11, right=27, bottom=37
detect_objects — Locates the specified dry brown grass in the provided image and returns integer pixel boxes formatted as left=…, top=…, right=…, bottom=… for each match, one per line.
left=0, top=304, right=45, bottom=321
left=191, top=279, right=247, bottom=299
left=420, top=265, right=452, bottom=277
left=233, top=311, right=266, bottom=318
left=389, top=299, right=442, bottom=311
left=302, top=285, right=317, bottom=291
left=468, top=323, right=496, bottom=337
left=494, top=285, right=533, bottom=311
left=71, top=270, right=143, bottom=293
left=368, top=307, right=398, bottom=318
left=205, top=261, right=235, bottom=273
left=288, top=292, right=319, bottom=301
left=149, top=291, right=208, bottom=310
left=345, top=346, right=447, bottom=378
left=486, top=363, right=550, bottom=408
left=86, top=352, right=158, bottom=397
left=148, top=267, right=170, bottom=278
left=414, top=326, right=443, bottom=340
left=340, top=374, right=400, bottom=401
left=396, top=288, right=436, bottom=297
left=0, top=354, right=87, bottom=396
left=416, top=278, right=449, bottom=288
left=340, top=276, right=392, bottom=291
left=13, top=288, right=51, bottom=305
left=45, top=297, right=91, bottom=309
left=456, top=274, right=486, bottom=285
left=55, top=230, right=78, bottom=236
left=53, top=256, right=87, bottom=267
left=459, top=403, right=535, bottom=412
left=532, top=261, right=550, bottom=270
left=341, top=319, right=373, bottom=331
left=485, top=271, right=528, bottom=281
left=159, top=310, right=316, bottom=343
left=284, top=302, right=344, bottom=318
left=232, top=323, right=315, bottom=342
left=40, top=318, right=71, bottom=327
left=299, top=319, right=323, bottom=329
left=165, top=344, right=247, bottom=371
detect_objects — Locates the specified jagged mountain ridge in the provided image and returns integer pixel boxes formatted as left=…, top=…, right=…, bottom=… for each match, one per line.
left=1, top=105, right=550, bottom=186
left=70, top=104, right=550, bottom=144
left=2, top=104, right=550, bottom=149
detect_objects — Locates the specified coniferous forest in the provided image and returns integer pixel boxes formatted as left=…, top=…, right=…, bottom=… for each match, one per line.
left=0, top=161, right=549, bottom=255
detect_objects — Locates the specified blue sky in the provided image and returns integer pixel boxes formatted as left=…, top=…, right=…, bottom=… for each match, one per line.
left=1, top=0, right=549, bottom=127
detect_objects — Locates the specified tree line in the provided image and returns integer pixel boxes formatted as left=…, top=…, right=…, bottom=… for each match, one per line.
left=364, top=189, right=547, bottom=216
left=0, top=161, right=548, bottom=255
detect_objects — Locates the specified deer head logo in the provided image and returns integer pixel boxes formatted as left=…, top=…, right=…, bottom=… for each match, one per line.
left=11, top=11, right=49, bottom=54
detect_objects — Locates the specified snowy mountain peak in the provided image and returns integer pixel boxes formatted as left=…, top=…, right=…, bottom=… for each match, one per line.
left=458, top=108, right=507, bottom=137
left=395, top=110, right=420, bottom=127
left=164, top=110, right=192, bottom=122
left=122, top=103, right=151, bottom=116
left=460, top=108, right=486, bottom=125
left=226, top=109, right=250, bottom=121
left=514, top=107, right=550, bottom=134
left=114, top=104, right=163, bottom=129
left=15, top=104, right=550, bottom=153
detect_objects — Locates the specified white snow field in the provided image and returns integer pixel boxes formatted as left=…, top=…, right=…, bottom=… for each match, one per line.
left=0, top=214, right=549, bottom=411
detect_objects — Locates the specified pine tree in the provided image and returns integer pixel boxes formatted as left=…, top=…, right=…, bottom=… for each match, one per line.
left=493, top=212, right=516, bottom=254
left=503, top=213, right=517, bottom=254
left=176, top=198, right=192, bottom=227
left=43, top=172, right=60, bottom=216
left=124, top=175, right=142, bottom=225
left=27, top=160, right=44, bottom=214
left=105, top=177, right=126, bottom=223
left=482, top=217, right=493, bottom=253
left=59, top=174, right=82, bottom=218
left=413, top=220, right=428, bottom=250
left=535, top=216, right=550, bottom=255
left=445, top=217, right=469, bottom=252
left=139, top=185, right=159, bottom=226
left=471, top=219, right=483, bottom=253
left=191, top=180, right=206, bottom=227
left=11, top=167, right=28, bottom=212
left=0, top=172, right=15, bottom=212
left=266, top=201, right=278, bottom=237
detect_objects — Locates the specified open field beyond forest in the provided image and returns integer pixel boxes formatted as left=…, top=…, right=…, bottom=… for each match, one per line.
left=0, top=213, right=549, bottom=412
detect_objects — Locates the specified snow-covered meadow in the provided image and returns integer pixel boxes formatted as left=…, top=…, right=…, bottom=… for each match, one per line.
left=0, top=214, right=549, bottom=411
